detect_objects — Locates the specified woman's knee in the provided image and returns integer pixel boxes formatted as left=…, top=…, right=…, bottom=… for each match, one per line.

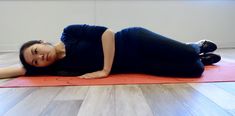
left=191, top=61, right=205, bottom=77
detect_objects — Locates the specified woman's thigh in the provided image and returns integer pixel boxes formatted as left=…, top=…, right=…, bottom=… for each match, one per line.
left=127, top=27, right=200, bottom=63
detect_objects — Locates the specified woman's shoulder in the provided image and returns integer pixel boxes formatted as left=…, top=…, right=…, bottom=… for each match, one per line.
left=62, top=24, right=86, bottom=33
left=63, top=24, right=107, bottom=32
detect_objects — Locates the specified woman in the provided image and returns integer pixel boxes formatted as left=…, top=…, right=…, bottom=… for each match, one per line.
left=0, top=24, right=221, bottom=79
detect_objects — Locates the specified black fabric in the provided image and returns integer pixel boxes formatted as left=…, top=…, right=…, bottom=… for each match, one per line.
left=112, top=27, right=204, bottom=77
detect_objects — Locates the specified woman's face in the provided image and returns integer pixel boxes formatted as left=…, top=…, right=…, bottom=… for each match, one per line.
left=23, top=42, right=57, bottom=67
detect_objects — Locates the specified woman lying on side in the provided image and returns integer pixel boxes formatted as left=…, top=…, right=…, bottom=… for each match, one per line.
left=0, top=24, right=221, bottom=79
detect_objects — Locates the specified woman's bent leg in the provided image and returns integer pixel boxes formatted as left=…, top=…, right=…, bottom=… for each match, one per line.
left=127, top=27, right=204, bottom=77
left=128, top=27, right=201, bottom=63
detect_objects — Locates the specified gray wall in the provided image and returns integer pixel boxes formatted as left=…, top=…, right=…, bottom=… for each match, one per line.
left=0, top=0, right=235, bottom=52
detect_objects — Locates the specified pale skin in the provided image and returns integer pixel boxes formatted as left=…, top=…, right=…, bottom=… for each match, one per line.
left=0, top=29, right=115, bottom=79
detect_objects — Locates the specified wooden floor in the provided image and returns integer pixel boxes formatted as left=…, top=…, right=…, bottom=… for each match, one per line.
left=0, top=49, right=235, bottom=116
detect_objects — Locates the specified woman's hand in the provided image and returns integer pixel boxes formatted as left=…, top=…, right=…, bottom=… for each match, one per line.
left=79, top=69, right=110, bottom=79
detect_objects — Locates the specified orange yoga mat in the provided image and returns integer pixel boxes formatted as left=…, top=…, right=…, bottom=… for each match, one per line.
left=1, top=59, right=235, bottom=88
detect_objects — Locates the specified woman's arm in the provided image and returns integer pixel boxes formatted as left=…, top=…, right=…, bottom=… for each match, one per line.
left=0, top=66, right=26, bottom=79
left=101, top=29, right=115, bottom=73
left=80, top=29, right=115, bottom=79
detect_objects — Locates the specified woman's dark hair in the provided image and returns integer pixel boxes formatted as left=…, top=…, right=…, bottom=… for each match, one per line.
left=19, top=40, right=55, bottom=76
left=19, top=40, right=61, bottom=75
left=19, top=40, right=43, bottom=70
left=19, top=40, right=81, bottom=76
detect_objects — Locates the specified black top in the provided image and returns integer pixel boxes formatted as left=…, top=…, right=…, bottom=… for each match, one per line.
left=25, top=24, right=106, bottom=75
left=58, top=24, right=108, bottom=74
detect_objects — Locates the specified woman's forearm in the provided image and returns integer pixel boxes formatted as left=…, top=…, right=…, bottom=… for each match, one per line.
left=0, top=66, right=26, bottom=79
left=101, top=29, right=115, bottom=73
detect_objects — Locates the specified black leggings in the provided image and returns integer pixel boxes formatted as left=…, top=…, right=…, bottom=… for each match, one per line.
left=121, top=27, right=204, bottom=77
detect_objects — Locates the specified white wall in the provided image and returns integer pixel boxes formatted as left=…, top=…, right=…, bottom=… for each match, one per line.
left=0, top=0, right=235, bottom=52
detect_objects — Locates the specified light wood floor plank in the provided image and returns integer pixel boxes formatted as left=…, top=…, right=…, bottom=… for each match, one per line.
left=227, top=110, right=235, bottom=116
left=0, top=52, right=20, bottom=67
left=189, top=83, right=235, bottom=110
left=0, top=79, right=13, bottom=95
left=0, top=88, right=36, bottom=116
left=39, top=100, right=82, bottom=116
left=140, top=84, right=192, bottom=116
left=217, top=49, right=235, bottom=60
left=4, top=87, right=62, bottom=116
left=163, top=83, right=231, bottom=116
left=115, top=85, right=153, bottom=116
left=54, top=86, right=89, bottom=100
left=0, top=88, right=11, bottom=95
left=222, top=58, right=235, bottom=63
left=76, top=86, right=115, bottom=116
left=213, top=82, right=235, bottom=96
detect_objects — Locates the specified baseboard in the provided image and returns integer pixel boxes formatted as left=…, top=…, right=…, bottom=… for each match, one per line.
left=0, top=43, right=20, bottom=52
left=217, top=42, right=235, bottom=49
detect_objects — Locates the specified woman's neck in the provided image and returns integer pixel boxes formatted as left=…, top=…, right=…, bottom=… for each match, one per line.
left=54, top=41, right=66, bottom=60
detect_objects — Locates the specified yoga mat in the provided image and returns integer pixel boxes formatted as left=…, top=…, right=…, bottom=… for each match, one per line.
left=1, top=59, right=235, bottom=88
